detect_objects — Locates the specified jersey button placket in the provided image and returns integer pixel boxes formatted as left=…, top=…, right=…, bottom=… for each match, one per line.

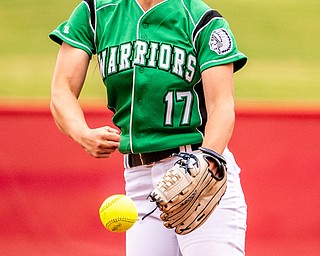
left=141, top=22, right=148, bottom=40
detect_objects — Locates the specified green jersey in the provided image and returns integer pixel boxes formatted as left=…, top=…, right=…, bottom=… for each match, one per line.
left=50, top=0, right=247, bottom=154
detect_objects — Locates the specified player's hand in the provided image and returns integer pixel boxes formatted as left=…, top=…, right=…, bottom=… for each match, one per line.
left=77, top=126, right=120, bottom=158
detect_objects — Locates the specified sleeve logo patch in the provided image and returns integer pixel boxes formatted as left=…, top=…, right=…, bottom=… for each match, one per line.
left=209, top=28, right=232, bottom=55
left=63, top=25, right=70, bottom=34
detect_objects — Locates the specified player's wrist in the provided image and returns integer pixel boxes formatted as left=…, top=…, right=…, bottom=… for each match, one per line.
left=71, top=125, right=91, bottom=146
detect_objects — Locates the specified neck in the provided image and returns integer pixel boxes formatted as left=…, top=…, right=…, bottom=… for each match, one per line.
left=137, top=0, right=164, bottom=11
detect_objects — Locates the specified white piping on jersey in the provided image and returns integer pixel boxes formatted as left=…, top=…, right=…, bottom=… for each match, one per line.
left=129, top=0, right=168, bottom=153
left=52, top=30, right=94, bottom=54
left=200, top=52, right=244, bottom=70
left=96, top=3, right=118, bottom=12
left=134, top=0, right=144, bottom=13
left=95, top=2, right=120, bottom=51
left=192, top=11, right=225, bottom=51
left=180, top=0, right=196, bottom=26
left=83, top=1, right=95, bottom=33
left=93, top=0, right=97, bottom=48
left=180, top=0, right=204, bottom=140
left=129, top=64, right=137, bottom=153
left=83, top=0, right=115, bottom=52
left=134, top=0, right=168, bottom=13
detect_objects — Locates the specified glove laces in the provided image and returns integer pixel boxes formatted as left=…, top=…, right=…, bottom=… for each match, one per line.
left=143, top=152, right=199, bottom=221
left=173, top=152, right=199, bottom=176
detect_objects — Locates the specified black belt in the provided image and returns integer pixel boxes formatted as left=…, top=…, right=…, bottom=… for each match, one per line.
left=128, top=143, right=202, bottom=167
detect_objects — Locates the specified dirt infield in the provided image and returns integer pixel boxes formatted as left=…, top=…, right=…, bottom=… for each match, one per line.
left=0, top=106, right=319, bottom=256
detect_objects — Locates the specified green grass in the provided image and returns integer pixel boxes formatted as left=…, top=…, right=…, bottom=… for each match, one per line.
left=213, top=0, right=320, bottom=104
left=0, top=0, right=105, bottom=101
left=0, top=0, right=319, bottom=105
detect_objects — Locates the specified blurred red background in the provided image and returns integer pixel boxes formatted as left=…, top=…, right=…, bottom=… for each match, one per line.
left=0, top=106, right=319, bottom=256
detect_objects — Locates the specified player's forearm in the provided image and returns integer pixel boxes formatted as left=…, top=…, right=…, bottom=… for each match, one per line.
left=201, top=63, right=235, bottom=155
left=50, top=87, right=89, bottom=144
left=201, top=99, right=235, bottom=155
left=50, top=43, right=92, bottom=144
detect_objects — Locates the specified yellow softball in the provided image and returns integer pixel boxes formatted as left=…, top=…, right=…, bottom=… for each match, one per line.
left=99, top=194, right=138, bottom=233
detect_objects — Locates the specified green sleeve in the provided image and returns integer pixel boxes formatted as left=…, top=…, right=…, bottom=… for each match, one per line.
left=49, top=1, right=95, bottom=57
left=195, top=17, right=247, bottom=73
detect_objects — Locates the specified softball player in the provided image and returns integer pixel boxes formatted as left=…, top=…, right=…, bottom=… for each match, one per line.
left=50, top=0, right=248, bottom=255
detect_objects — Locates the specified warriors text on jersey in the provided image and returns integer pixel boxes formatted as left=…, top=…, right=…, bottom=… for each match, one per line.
left=50, top=0, right=247, bottom=154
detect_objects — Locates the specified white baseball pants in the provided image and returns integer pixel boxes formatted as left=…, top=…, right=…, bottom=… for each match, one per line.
left=124, top=147, right=247, bottom=256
